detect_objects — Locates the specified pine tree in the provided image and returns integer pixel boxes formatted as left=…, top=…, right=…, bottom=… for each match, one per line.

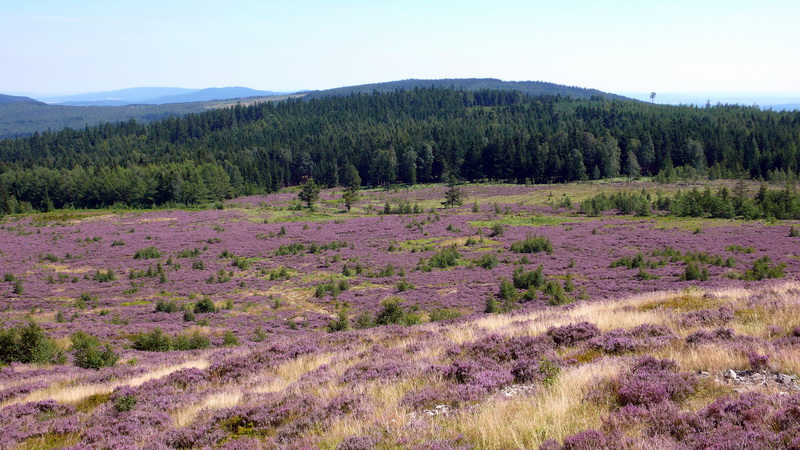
left=341, top=163, right=361, bottom=212
left=442, top=174, right=464, bottom=208
left=298, top=178, right=321, bottom=209
left=625, top=150, right=641, bottom=179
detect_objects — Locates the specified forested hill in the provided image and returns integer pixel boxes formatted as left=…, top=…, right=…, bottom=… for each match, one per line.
left=0, top=94, right=41, bottom=105
left=0, top=95, right=293, bottom=139
left=304, top=78, right=633, bottom=102
left=0, top=87, right=799, bottom=212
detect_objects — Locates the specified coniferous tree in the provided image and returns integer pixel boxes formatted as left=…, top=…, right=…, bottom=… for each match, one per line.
left=399, top=147, right=418, bottom=185
left=639, top=134, right=656, bottom=174
left=442, top=173, right=464, bottom=208
left=566, top=148, right=588, bottom=181
left=298, top=178, right=321, bottom=209
left=625, top=150, right=641, bottom=179
left=341, top=163, right=361, bottom=212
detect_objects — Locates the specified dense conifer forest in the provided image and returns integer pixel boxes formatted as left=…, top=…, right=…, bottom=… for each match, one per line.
left=0, top=87, right=798, bottom=211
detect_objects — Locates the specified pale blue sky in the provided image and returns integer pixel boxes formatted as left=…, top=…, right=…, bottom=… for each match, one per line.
left=2, top=0, right=798, bottom=96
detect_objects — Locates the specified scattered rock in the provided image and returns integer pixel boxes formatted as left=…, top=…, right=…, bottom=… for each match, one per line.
left=717, top=369, right=800, bottom=393
left=500, top=384, right=537, bottom=398
left=422, top=404, right=452, bottom=417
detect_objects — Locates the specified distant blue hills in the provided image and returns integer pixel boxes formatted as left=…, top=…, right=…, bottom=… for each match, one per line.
left=623, top=92, right=800, bottom=111
left=37, top=87, right=285, bottom=106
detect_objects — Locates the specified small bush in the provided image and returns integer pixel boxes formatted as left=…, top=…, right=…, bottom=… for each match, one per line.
left=489, top=223, right=504, bottom=237
left=92, top=269, right=116, bottom=282
left=71, top=331, right=118, bottom=369
left=172, top=331, right=210, bottom=350
left=428, top=246, right=461, bottom=269
left=429, top=308, right=462, bottom=322
left=42, top=253, right=59, bottom=263
left=327, top=305, right=351, bottom=332
left=485, top=296, right=500, bottom=313
left=154, top=299, right=180, bottom=313
left=396, top=278, right=415, bottom=292
left=544, top=281, right=571, bottom=305
left=131, top=328, right=172, bottom=352
left=315, top=279, right=350, bottom=298
left=114, top=394, right=137, bottom=412
left=133, top=246, right=161, bottom=259
left=232, top=256, right=250, bottom=270
left=738, top=256, right=786, bottom=281
left=222, top=330, right=239, bottom=347
left=510, top=234, right=553, bottom=254
left=635, top=268, right=659, bottom=280
left=0, top=320, right=63, bottom=364
left=268, top=265, right=291, bottom=281
left=475, top=253, right=499, bottom=270
left=353, top=311, right=374, bottom=329
left=194, top=297, right=217, bottom=313
left=374, top=298, right=419, bottom=326
left=513, top=265, right=545, bottom=289
left=12, top=279, right=24, bottom=295
left=498, top=278, right=518, bottom=303
left=680, top=262, right=709, bottom=281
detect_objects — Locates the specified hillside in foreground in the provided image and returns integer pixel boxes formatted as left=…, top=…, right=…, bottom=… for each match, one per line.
left=0, top=182, right=799, bottom=447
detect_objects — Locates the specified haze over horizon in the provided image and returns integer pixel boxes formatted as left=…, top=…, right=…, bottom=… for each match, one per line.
left=2, top=0, right=799, bottom=97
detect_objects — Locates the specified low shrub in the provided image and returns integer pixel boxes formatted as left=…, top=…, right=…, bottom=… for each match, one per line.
left=194, top=297, right=217, bottom=313
left=510, top=234, right=553, bottom=254
left=475, top=253, right=498, bottom=270
left=0, top=320, right=63, bottom=364
left=71, top=331, right=118, bottom=369
left=133, top=246, right=161, bottom=259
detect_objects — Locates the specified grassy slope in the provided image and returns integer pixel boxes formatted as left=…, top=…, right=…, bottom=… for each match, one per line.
left=4, top=282, right=798, bottom=448
left=1, top=180, right=799, bottom=448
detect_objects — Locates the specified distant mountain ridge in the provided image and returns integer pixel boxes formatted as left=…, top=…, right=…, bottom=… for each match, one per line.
left=1, top=78, right=635, bottom=138
left=39, top=87, right=283, bottom=106
left=0, top=94, right=295, bottom=139
left=0, top=94, right=42, bottom=105
left=305, top=78, right=633, bottom=101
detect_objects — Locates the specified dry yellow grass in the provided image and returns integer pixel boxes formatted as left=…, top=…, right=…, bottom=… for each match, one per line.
left=251, top=352, right=335, bottom=394
left=172, top=390, right=244, bottom=427
left=1, top=359, right=209, bottom=408
left=447, top=358, right=624, bottom=449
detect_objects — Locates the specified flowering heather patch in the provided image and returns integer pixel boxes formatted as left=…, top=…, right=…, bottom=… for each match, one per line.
left=0, top=183, right=799, bottom=447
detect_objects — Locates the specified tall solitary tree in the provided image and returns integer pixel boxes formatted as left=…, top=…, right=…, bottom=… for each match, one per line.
left=442, top=173, right=464, bottom=208
left=650, top=92, right=656, bottom=103
left=625, top=150, right=642, bottom=179
left=341, top=163, right=361, bottom=212
left=298, top=178, right=321, bottom=209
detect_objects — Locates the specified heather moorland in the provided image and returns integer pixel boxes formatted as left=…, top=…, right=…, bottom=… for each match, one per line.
left=1, top=180, right=799, bottom=448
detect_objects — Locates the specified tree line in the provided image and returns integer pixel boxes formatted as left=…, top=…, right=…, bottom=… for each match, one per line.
left=0, top=87, right=799, bottom=211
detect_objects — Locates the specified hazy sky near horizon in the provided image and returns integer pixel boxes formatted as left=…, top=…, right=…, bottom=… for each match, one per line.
left=2, top=0, right=798, bottom=96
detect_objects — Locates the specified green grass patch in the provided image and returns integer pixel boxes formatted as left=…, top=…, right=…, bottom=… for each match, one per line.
left=19, top=433, right=82, bottom=450
left=74, top=392, right=112, bottom=412
left=120, top=300, right=151, bottom=306
left=638, top=292, right=722, bottom=312
left=470, top=215, right=583, bottom=228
